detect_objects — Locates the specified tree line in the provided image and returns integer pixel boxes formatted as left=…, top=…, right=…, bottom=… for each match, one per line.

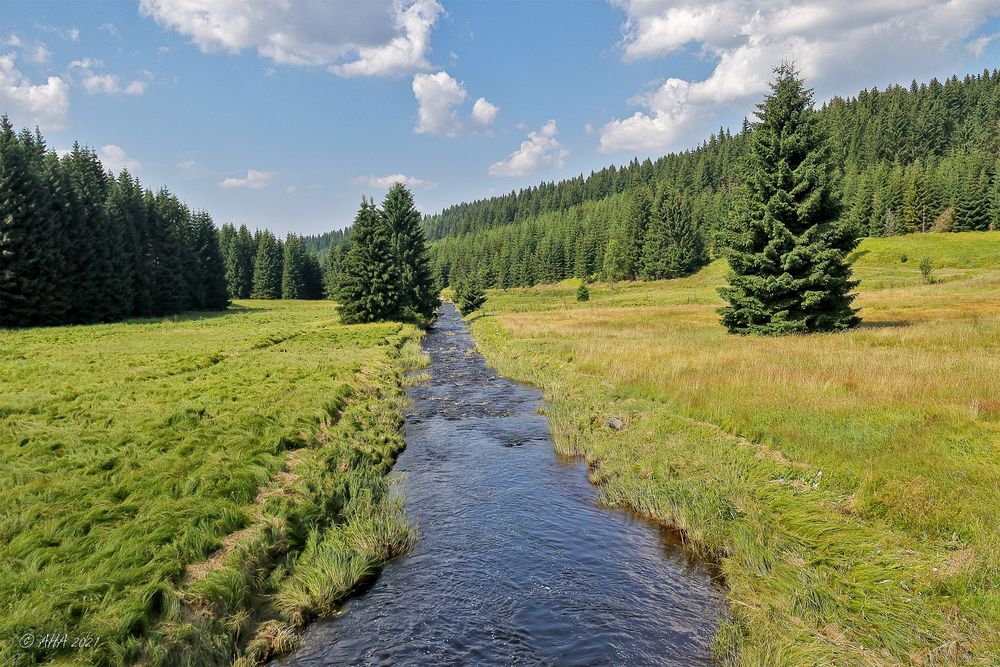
left=216, top=225, right=326, bottom=300
left=425, top=69, right=999, bottom=290
left=0, top=117, right=227, bottom=328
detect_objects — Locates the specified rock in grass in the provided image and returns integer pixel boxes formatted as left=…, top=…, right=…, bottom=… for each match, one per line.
left=603, top=416, right=625, bottom=431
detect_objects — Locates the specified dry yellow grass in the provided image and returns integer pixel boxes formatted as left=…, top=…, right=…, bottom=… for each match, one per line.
left=469, top=232, right=1000, bottom=665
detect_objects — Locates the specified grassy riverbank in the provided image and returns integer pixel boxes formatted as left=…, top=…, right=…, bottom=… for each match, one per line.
left=467, top=232, right=1000, bottom=666
left=0, top=301, right=425, bottom=665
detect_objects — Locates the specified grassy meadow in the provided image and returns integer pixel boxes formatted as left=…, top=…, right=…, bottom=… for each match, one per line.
left=467, top=231, right=1000, bottom=666
left=0, top=301, right=425, bottom=665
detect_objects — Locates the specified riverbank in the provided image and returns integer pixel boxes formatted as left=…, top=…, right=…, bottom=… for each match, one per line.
left=466, top=232, right=1000, bottom=665
left=0, top=301, right=425, bottom=665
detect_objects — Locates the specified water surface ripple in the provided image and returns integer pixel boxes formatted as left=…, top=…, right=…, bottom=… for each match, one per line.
left=284, top=303, right=723, bottom=666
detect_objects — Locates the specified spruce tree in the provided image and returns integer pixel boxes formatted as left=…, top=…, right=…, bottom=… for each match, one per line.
left=719, top=64, right=860, bottom=335
left=602, top=237, right=628, bottom=285
left=250, top=230, right=283, bottom=299
left=641, top=188, right=706, bottom=280
left=380, top=182, right=439, bottom=319
left=281, top=234, right=309, bottom=299
left=230, top=225, right=256, bottom=298
left=189, top=211, right=228, bottom=309
left=953, top=166, right=990, bottom=231
left=455, top=275, right=486, bottom=314
left=336, top=197, right=400, bottom=323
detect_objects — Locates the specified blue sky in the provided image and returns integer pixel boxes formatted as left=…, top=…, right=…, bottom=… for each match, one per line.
left=2, top=1, right=998, bottom=235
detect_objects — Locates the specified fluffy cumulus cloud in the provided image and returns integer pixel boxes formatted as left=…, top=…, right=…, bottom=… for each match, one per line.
left=69, top=58, right=146, bottom=95
left=140, top=0, right=442, bottom=77
left=98, top=144, right=140, bottom=174
left=219, top=169, right=276, bottom=189
left=489, top=120, right=568, bottom=177
left=470, top=97, right=499, bottom=127
left=0, top=52, right=70, bottom=130
left=412, top=71, right=498, bottom=136
left=412, top=71, right=467, bottom=136
left=352, top=173, right=439, bottom=189
left=602, top=0, right=1000, bottom=153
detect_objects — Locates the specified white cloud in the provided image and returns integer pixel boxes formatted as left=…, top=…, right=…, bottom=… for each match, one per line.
left=352, top=173, right=439, bottom=189
left=140, top=0, right=441, bottom=77
left=604, top=0, right=1000, bottom=153
left=489, top=120, right=568, bottom=177
left=98, top=144, right=140, bottom=174
left=967, top=32, right=999, bottom=57
left=470, top=97, right=498, bottom=127
left=99, top=23, right=122, bottom=40
left=5, top=34, right=22, bottom=47
left=412, top=70, right=467, bottom=136
left=36, top=24, right=79, bottom=42
left=0, top=52, right=70, bottom=130
left=285, top=185, right=297, bottom=194
left=218, top=169, right=276, bottom=189
left=412, top=71, right=497, bottom=136
left=25, top=43, right=50, bottom=64
left=69, top=58, right=147, bottom=95
left=330, top=0, right=442, bottom=77
left=599, top=77, right=697, bottom=153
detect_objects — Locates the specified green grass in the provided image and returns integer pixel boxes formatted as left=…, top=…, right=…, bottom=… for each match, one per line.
left=467, top=232, right=1000, bottom=666
left=0, top=300, right=425, bottom=665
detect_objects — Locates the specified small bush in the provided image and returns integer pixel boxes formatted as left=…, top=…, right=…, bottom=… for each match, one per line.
left=576, top=283, right=590, bottom=302
left=919, top=257, right=934, bottom=284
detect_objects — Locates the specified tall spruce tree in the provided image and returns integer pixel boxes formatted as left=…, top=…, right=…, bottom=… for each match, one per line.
left=641, top=188, right=706, bottom=280
left=281, top=234, right=309, bottom=299
left=251, top=230, right=283, bottom=299
left=0, top=117, right=51, bottom=326
left=189, top=211, right=228, bottom=309
left=381, top=182, right=439, bottom=319
left=719, top=64, right=860, bottom=335
left=336, top=197, right=401, bottom=323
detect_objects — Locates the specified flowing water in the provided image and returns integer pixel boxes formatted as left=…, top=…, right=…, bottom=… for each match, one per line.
left=283, top=303, right=724, bottom=666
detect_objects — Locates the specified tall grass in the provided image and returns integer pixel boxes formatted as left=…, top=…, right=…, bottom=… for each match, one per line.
left=0, top=301, right=426, bottom=665
left=469, top=232, right=1000, bottom=665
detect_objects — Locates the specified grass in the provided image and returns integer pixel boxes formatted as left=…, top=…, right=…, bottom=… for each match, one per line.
left=467, top=232, right=1000, bottom=666
left=0, top=300, right=426, bottom=665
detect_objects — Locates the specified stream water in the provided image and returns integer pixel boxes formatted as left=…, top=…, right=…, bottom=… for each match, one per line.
left=283, top=303, right=723, bottom=666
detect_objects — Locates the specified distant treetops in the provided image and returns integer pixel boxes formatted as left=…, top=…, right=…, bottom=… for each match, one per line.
left=719, top=63, right=861, bottom=335
left=336, top=183, right=440, bottom=324
left=0, top=116, right=227, bottom=328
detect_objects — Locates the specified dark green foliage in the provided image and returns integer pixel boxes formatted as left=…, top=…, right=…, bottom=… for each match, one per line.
left=576, top=282, right=590, bottom=302
left=281, top=234, right=310, bottom=299
left=0, top=118, right=227, bottom=327
left=336, top=198, right=401, bottom=324
left=640, top=188, right=707, bottom=280
left=454, top=276, right=486, bottom=314
left=251, top=231, right=283, bottom=299
left=382, top=183, right=439, bottom=319
left=190, top=211, right=229, bottom=309
left=719, top=64, right=860, bottom=335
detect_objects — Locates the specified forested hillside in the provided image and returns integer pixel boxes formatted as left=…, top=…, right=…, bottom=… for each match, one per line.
left=0, top=117, right=228, bottom=327
left=427, top=69, right=1000, bottom=289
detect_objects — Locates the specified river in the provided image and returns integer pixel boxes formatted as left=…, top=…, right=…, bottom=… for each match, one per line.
left=282, top=303, right=723, bottom=666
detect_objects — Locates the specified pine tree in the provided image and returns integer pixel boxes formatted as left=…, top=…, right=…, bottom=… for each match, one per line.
left=281, top=234, right=309, bottom=299
left=149, top=188, right=192, bottom=314
left=953, top=166, right=990, bottom=231
left=641, top=188, right=706, bottom=279
left=336, top=198, right=400, bottom=323
left=189, top=211, right=228, bottom=309
left=250, top=230, right=283, bottom=299
left=602, top=237, right=628, bottom=285
left=719, top=64, right=860, bottom=335
left=0, top=117, right=53, bottom=326
left=380, top=183, right=439, bottom=319
left=455, top=275, right=486, bottom=314
left=227, top=225, right=255, bottom=298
